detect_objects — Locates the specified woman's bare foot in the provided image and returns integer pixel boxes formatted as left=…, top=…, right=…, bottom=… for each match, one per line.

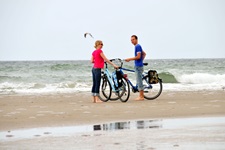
left=95, top=96, right=103, bottom=103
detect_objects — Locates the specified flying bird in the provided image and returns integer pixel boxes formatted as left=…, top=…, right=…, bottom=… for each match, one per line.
left=84, top=32, right=94, bottom=38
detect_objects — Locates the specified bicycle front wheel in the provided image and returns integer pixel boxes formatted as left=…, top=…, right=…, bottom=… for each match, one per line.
left=119, top=77, right=130, bottom=102
left=142, top=76, right=163, bottom=100
left=98, top=76, right=112, bottom=102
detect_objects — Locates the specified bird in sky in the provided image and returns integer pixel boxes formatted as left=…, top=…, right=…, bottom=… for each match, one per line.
left=84, top=32, right=94, bottom=38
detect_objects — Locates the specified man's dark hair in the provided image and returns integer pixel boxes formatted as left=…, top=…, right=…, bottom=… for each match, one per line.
left=131, top=35, right=138, bottom=40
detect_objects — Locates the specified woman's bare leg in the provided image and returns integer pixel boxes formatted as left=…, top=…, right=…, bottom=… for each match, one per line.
left=92, top=96, right=96, bottom=103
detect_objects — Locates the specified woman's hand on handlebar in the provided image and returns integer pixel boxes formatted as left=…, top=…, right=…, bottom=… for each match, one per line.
left=113, top=64, right=119, bottom=69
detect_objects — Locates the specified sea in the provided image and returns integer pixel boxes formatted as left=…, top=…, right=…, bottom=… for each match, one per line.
left=0, top=59, right=225, bottom=95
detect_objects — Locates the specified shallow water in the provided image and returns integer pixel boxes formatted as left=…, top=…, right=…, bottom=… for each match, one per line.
left=1, top=117, right=225, bottom=149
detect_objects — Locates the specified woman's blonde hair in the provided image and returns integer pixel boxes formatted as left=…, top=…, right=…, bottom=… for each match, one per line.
left=94, top=40, right=103, bottom=49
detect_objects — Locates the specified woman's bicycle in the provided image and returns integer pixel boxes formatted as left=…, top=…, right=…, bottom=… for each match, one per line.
left=98, top=59, right=163, bottom=103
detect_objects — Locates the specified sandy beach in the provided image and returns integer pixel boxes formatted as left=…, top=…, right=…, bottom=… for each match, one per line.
left=0, top=91, right=225, bottom=131
left=0, top=91, right=225, bottom=149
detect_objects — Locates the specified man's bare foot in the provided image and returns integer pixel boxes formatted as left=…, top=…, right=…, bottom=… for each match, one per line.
left=135, top=97, right=144, bottom=101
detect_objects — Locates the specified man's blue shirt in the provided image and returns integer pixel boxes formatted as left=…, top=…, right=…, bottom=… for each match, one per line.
left=134, top=44, right=143, bottom=67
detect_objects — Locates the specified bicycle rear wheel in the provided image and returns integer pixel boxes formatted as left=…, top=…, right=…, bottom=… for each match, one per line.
left=119, top=77, right=130, bottom=102
left=98, top=75, right=111, bottom=102
left=142, top=76, right=163, bottom=100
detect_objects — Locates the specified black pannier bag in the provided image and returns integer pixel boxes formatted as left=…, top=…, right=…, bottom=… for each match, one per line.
left=148, top=70, right=159, bottom=84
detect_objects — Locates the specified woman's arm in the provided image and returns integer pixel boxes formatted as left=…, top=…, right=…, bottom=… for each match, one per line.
left=100, top=52, right=118, bottom=68
left=91, top=56, right=94, bottom=63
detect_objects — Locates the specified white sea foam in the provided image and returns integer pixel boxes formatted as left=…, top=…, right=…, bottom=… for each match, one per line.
left=0, top=82, right=92, bottom=95
left=177, top=73, right=225, bottom=84
left=163, top=83, right=225, bottom=91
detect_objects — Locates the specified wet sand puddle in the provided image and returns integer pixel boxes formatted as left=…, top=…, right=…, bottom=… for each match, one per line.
left=1, top=117, right=225, bottom=149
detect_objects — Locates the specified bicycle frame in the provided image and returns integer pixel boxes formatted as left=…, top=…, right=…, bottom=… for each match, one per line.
left=102, top=63, right=119, bottom=92
left=119, top=67, right=153, bottom=92
left=103, top=59, right=153, bottom=93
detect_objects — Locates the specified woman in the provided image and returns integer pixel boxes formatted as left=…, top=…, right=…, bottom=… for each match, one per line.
left=91, top=40, right=118, bottom=103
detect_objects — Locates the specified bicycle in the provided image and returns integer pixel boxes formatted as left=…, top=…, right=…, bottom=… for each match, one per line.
left=98, top=58, right=163, bottom=103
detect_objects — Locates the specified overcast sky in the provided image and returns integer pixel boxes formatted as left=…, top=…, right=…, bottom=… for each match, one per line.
left=0, top=0, right=225, bottom=60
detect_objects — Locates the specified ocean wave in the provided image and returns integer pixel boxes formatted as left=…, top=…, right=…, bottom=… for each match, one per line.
left=50, top=64, right=75, bottom=71
left=158, top=72, right=225, bottom=84
left=158, top=72, right=179, bottom=83
left=0, top=75, right=22, bottom=82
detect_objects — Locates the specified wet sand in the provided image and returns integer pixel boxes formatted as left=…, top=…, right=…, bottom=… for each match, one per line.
left=0, top=91, right=225, bottom=149
left=0, top=91, right=225, bottom=131
left=1, top=117, right=225, bottom=149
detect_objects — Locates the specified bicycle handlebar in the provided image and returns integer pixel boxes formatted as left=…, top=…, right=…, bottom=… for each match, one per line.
left=109, top=58, right=123, bottom=62
left=104, top=58, right=124, bottom=68
left=105, top=58, right=148, bottom=69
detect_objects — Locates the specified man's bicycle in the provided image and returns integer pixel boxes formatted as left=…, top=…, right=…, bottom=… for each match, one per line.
left=98, top=59, right=163, bottom=102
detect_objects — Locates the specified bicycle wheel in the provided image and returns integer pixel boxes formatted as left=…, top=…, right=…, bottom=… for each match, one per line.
left=142, top=76, right=163, bottom=100
left=98, top=75, right=112, bottom=102
left=119, top=77, right=130, bottom=102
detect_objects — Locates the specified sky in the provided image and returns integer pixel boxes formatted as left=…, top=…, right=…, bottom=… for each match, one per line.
left=0, top=0, right=225, bottom=60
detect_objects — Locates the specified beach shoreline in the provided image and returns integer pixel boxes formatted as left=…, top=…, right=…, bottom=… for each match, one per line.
left=0, top=91, right=225, bottom=131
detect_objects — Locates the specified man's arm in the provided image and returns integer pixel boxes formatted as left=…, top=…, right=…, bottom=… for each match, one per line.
left=125, top=52, right=141, bottom=62
left=142, top=50, right=146, bottom=60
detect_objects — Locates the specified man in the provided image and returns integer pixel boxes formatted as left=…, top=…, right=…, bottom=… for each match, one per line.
left=125, top=35, right=146, bottom=100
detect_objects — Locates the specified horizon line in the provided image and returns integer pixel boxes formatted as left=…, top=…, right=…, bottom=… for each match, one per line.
left=0, top=57, right=225, bottom=61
